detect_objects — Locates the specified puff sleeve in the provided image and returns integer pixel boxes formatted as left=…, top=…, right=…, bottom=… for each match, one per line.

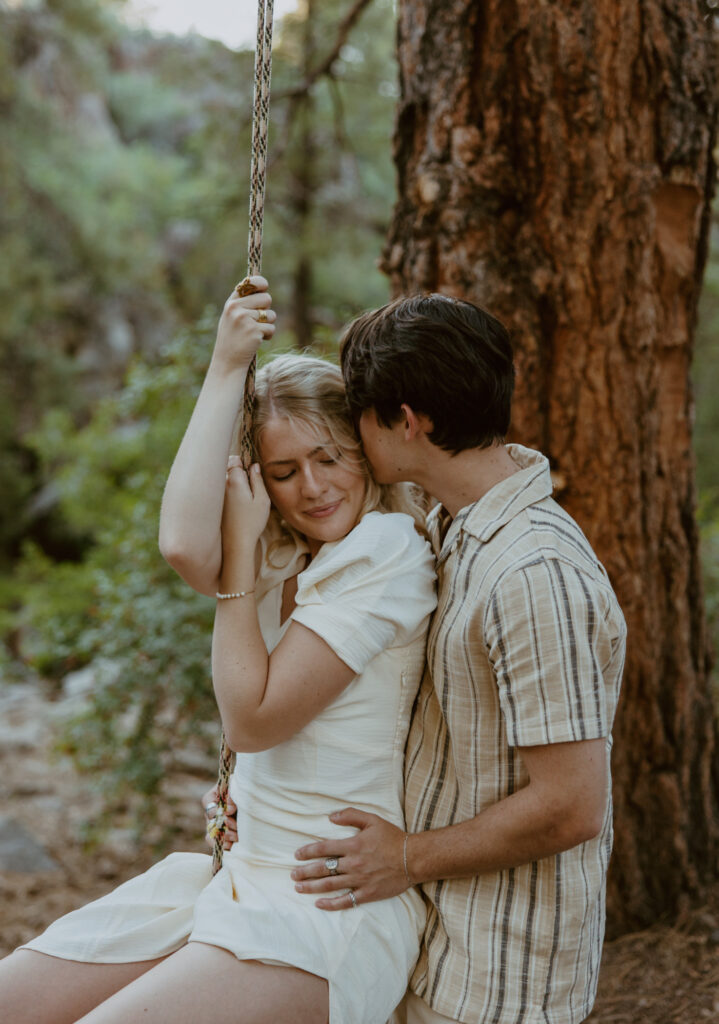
left=290, top=511, right=436, bottom=674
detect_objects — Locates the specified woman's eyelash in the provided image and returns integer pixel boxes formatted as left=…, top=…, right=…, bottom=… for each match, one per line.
left=271, top=456, right=336, bottom=480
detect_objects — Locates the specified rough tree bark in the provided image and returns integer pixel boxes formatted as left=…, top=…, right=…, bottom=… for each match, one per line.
left=384, top=0, right=719, bottom=936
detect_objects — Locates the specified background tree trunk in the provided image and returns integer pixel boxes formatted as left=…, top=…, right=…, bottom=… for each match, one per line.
left=385, top=0, right=719, bottom=936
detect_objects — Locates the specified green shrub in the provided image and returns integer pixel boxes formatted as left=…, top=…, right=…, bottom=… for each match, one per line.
left=14, top=320, right=224, bottom=841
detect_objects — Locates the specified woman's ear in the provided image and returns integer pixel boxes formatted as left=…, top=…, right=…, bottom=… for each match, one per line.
left=400, top=403, right=434, bottom=441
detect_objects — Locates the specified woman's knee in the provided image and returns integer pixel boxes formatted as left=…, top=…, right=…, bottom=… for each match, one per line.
left=0, top=948, right=165, bottom=1024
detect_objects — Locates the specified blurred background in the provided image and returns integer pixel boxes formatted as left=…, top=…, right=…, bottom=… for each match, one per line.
left=0, top=2, right=718, bottom=1011
left=0, top=0, right=402, bottom=838
left=1, top=2, right=719, bottom=1015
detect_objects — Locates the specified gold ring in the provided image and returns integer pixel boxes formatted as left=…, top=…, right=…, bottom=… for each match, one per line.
left=257, top=311, right=268, bottom=323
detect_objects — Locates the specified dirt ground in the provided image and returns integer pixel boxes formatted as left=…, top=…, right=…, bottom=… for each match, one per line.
left=1, top=676, right=718, bottom=1022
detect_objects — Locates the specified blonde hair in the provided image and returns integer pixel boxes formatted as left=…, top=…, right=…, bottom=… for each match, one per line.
left=252, top=354, right=426, bottom=548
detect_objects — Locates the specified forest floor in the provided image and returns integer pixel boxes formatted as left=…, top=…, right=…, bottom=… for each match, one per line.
left=1, top=675, right=718, bottom=1022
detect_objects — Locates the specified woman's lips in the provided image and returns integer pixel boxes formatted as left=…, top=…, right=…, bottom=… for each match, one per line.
left=304, top=501, right=342, bottom=518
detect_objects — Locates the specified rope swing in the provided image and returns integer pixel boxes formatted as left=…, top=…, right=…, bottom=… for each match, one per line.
left=208, top=0, right=275, bottom=875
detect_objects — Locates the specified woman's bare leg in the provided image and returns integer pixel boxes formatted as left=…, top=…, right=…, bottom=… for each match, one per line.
left=0, top=949, right=167, bottom=1024
left=76, top=942, right=329, bottom=1024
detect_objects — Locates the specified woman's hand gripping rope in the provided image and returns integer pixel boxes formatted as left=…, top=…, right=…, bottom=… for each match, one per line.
left=212, top=275, right=276, bottom=375
left=203, top=786, right=238, bottom=852
left=222, top=457, right=271, bottom=555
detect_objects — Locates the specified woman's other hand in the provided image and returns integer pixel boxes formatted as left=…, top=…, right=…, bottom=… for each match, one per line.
left=212, top=275, right=276, bottom=373
left=222, top=458, right=271, bottom=553
left=202, top=786, right=238, bottom=851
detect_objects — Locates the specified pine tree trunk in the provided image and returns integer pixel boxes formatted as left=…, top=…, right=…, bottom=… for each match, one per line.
left=385, top=0, right=719, bottom=936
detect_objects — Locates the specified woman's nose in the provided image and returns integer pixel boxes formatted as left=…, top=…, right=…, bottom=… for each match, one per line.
left=300, top=466, right=324, bottom=496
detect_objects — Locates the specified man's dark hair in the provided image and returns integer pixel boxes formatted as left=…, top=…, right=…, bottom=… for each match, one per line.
left=340, top=294, right=515, bottom=454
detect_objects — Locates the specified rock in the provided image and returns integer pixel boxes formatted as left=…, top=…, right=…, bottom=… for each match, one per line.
left=0, top=817, right=60, bottom=873
left=62, top=665, right=97, bottom=700
left=0, top=680, right=44, bottom=713
left=0, top=719, right=46, bottom=753
left=55, top=659, right=123, bottom=718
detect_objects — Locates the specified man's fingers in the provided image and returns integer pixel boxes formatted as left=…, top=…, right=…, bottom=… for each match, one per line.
left=291, top=859, right=337, bottom=882
left=292, top=856, right=354, bottom=883
left=328, top=807, right=374, bottom=830
left=314, top=890, right=363, bottom=912
left=294, top=836, right=354, bottom=861
left=295, top=874, right=352, bottom=895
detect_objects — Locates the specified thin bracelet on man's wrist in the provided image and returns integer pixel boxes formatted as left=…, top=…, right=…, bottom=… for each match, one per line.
left=403, top=832, right=413, bottom=885
left=216, top=590, right=256, bottom=600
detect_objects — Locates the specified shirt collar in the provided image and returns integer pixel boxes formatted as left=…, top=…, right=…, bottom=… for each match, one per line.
left=428, top=444, right=553, bottom=563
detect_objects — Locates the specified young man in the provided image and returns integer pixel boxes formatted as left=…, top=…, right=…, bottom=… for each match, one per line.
left=291, top=294, right=627, bottom=1024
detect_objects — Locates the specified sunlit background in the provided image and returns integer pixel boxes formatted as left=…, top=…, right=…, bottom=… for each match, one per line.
left=122, top=0, right=301, bottom=49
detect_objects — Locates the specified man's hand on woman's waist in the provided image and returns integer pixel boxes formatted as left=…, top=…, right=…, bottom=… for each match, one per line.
left=291, top=808, right=410, bottom=910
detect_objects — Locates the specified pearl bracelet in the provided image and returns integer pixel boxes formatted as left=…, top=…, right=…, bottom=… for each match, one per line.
left=216, top=590, right=256, bottom=600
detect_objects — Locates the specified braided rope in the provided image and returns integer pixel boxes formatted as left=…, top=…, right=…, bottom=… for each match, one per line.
left=210, top=0, right=275, bottom=876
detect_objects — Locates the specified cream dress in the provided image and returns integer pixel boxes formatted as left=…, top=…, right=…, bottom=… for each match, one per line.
left=23, top=511, right=437, bottom=1024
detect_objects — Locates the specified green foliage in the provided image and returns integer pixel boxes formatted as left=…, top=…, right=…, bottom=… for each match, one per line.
left=0, top=0, right=401, bottom=846
left=0, top=0, right=397, bottom=562
left=14, top=323, right=220, bottom=834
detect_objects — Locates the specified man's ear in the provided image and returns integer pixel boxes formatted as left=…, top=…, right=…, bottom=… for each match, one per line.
left=400, top=403, right=434, bottom=440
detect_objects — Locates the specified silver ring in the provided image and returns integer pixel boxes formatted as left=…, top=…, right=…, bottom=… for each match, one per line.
left=348, top=889, right=358, bottom=909
left=324, top=857, right=340, bottom=876
left=204, top=801, right=219, bottom=819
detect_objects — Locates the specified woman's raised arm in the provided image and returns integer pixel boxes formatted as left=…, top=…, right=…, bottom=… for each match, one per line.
left=158, top=277, right=275, bottom=596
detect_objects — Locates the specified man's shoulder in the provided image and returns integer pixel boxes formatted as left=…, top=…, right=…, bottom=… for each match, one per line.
left=460, top=494, right=598, bottom=579
left=441, top=494, right=619, bottom=628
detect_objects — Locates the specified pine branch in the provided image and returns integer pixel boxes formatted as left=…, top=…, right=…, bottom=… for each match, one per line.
left=274, top=0, right=376, bottom=101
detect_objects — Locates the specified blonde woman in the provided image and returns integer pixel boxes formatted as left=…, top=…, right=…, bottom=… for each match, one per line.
left=0, top=277, right=436, bottom=1024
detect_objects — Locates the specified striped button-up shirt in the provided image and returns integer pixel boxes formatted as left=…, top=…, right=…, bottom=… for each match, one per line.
left=404, top=444, right=626, bottom=1024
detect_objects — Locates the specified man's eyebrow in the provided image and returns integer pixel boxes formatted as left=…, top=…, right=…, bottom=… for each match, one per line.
left=264, top=446, right=326, bottom=467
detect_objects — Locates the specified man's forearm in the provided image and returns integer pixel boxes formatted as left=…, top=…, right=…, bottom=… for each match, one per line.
left=292, top=737, right=608, bottom=909
left=407, top=780, right=603, bottom=884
